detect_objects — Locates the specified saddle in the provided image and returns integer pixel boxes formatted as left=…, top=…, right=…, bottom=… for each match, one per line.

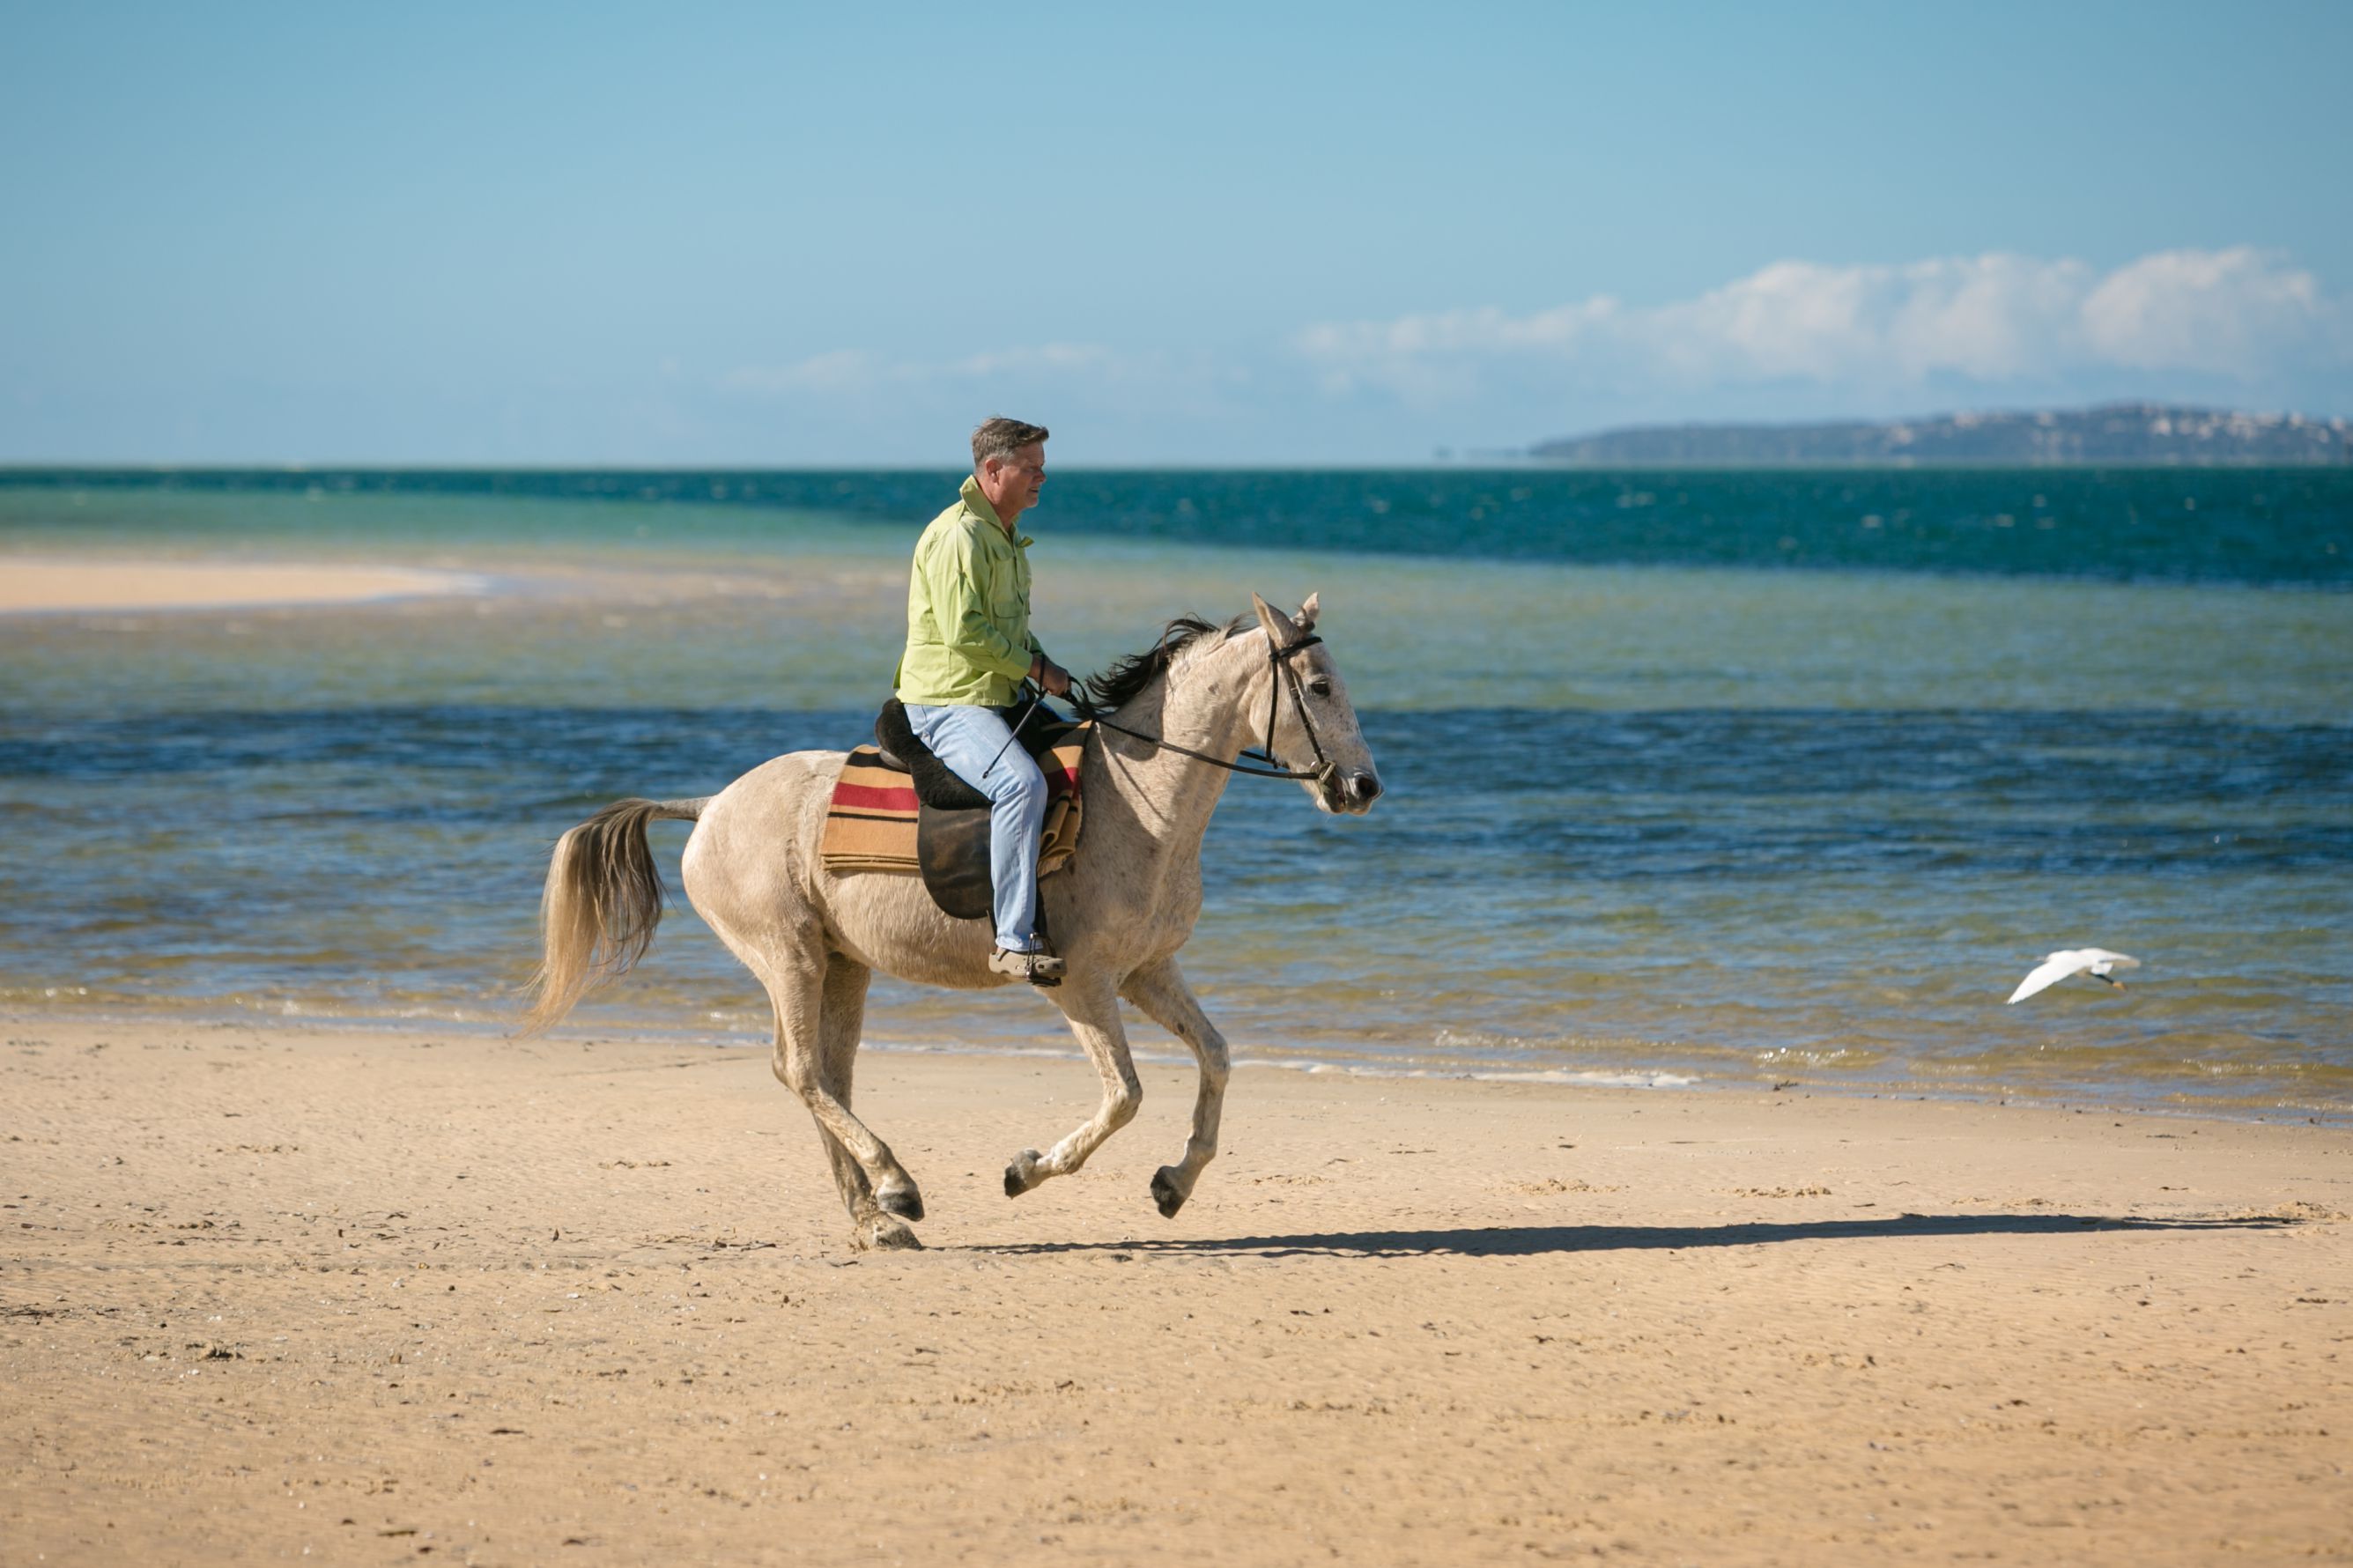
left=820, top=699, right=1087, bottom=921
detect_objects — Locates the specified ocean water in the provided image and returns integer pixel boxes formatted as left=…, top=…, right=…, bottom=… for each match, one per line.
left=3, top=470, right=2348, bottom=1119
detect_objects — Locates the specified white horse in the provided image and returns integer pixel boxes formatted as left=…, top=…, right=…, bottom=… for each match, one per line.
left=523, top=593, right=1382, bottom=1250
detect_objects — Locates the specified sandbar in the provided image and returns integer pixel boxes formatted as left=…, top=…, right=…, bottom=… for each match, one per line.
left=2, top=1017, right=2346, bottom=1564
left=0, top=556, right=485, bottom=615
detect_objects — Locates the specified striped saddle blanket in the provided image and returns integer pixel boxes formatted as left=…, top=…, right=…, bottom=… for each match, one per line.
left=818, top=725, right=1091, bottom=879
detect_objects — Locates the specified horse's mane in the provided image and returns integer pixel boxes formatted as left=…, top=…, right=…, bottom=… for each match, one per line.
left=1083, top=611, right=1252, bottom=713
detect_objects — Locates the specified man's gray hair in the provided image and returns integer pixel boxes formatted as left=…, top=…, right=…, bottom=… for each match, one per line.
left=972, top=417, right=1049, bottom=470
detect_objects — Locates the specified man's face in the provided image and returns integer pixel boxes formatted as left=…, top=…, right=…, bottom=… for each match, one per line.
left=984, top=442, right=1047, bottom=521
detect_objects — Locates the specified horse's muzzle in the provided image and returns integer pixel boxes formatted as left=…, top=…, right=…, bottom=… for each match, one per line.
left=1341, top=769, right=1382, bottom=812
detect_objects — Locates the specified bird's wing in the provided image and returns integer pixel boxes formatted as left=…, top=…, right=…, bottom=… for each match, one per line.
left=2081, top=949, right=2139, bottom=973
left=2008, top=951, right=2086, bottom=1003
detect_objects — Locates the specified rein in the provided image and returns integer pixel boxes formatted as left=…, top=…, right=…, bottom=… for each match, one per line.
left=1061, top=633, right=1335, bottom=784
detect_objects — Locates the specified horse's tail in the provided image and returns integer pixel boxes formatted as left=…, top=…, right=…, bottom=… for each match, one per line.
left=520, top=796, right=709, bottom=1036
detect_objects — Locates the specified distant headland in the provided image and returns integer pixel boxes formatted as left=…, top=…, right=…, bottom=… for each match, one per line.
left=1527, top=403, right=2353, bottom=467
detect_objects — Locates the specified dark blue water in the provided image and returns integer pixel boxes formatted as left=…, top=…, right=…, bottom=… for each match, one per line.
left=3, top=699, right=2347, bottom=1112
left=4, top=466, right=2348, bottom=584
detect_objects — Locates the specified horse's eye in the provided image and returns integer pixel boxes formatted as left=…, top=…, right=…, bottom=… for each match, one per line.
left=1309, top=677, right=1332, bottom=698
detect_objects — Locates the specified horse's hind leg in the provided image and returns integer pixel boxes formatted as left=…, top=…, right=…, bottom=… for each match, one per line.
left=1119, top=956, right=1230, bottom=1218
left=756, top=947, right=923, bottom=1251
left=810, top=956, right=912, bottom=1219
left=1003, top=976, right=1143, bottom=1199
left=795, top=958, right=872, bottom=1220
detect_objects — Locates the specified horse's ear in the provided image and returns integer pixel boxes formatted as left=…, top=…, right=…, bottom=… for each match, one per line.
left=1251, top=592, right=1300, bottom=646
left=1296, top=591, right=1321, bottom=630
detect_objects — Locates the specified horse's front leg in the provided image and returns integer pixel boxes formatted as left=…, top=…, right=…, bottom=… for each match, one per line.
left=1003, top=976, right=1143, bottom=1199
left=1118, top=956, right=1229, bottom=1218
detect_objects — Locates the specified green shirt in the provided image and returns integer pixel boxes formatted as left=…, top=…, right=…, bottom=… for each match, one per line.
left=893, top=475, right=1044, bottom=707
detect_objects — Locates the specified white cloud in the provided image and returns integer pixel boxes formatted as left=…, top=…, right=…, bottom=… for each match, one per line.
left=725, top=342, right=1117, bottom=396
left=1299, top=248, right=2345, bottom=403
left=723, top=349, right=882, bottom=395
left=944, top=343, right=1116, bottom=379
left=2081, top=248, right=2330, bottom=374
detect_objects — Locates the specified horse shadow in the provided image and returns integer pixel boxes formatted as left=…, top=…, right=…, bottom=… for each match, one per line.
left=973, top=1210, right=2304, bottom=1260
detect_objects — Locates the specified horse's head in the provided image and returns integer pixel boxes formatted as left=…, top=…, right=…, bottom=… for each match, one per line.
left=1250, top=591, right=1383, bottom=816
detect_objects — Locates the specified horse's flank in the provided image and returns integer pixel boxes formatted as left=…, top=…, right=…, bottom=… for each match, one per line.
left=522, top=592, right=1380, bottom=1250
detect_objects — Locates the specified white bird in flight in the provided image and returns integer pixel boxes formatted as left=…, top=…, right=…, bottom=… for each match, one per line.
left=2007, top=948, right=2141, bottom=1004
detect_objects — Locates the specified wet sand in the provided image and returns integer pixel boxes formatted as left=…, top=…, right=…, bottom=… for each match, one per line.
left=2, top=1017, right=2347, bottom=1564
left=0, top=557, right=484, bottom=615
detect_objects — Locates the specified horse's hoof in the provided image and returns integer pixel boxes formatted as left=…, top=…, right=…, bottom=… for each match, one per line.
left=1004, top=1150, right=1045, bottom=1199
left=877, top=1181, right=925, bottom=1223
left=857, top=1213, right=923, bottom=1252
left=1151, top=1167, right=1188, bottom=1219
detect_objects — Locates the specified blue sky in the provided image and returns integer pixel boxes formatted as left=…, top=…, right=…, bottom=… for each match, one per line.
left=5, top=1, right=2349, bottom=463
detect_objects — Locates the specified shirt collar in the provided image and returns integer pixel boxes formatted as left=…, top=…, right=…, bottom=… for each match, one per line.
left=960, top=474, right=1032, bottom=546
left=959, top=474, right=1004, bottom=529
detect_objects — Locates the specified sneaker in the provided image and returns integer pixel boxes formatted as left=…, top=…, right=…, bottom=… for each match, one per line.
left=988, top=944, right=1066, bottom=986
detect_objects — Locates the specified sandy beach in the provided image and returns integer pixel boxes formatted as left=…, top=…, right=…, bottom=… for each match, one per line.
left=3, top=1016, right=2345, bottom=1565
left=0, top=557, right=484, bottom=616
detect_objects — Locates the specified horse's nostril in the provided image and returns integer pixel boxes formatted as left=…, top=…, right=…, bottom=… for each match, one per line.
left=1349, top=772, right=1382, bottom=804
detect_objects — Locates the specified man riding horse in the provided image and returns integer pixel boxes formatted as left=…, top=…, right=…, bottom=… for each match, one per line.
left=523, top=438, right=1384, bottom=1247
left=894, top=417, right=1074, bottom=985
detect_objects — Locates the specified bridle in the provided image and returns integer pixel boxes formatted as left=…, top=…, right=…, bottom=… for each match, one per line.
left=1061, top=631, right=1337, bottom=787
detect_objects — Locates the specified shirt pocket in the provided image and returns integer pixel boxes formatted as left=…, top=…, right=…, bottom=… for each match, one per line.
left=988, top=557, right=1028, bottom=622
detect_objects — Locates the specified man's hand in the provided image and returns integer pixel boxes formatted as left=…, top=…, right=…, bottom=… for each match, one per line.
left=1030, top=655, right=1073, bottom=698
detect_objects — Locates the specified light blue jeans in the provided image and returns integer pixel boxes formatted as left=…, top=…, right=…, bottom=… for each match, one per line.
left=903, top=702, right=1049, bottom=953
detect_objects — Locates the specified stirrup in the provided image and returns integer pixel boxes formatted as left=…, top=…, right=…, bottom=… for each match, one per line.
left=989, top=944, right=1066, bottom=986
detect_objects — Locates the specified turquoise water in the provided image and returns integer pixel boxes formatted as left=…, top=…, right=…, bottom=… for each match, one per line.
left=5, top=464, right=2349, bottom=583
left=3, top=473, right=2348, bottom=1118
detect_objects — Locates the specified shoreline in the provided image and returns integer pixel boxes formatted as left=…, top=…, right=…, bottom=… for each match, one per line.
left=4, top=1015, right=2346, bottom=1564
left=9, top=996, right=2347, bottom=1128
left=0, top=553, right=488, bottom=615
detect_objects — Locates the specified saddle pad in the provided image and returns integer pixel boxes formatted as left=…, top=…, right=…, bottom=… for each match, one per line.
left=819, top=726, right=1090, bottom=878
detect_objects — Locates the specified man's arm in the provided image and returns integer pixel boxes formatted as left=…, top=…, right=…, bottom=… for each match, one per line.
left=1026, top=647, right=1072, bottom=698
left=1024, top=629, right=1072, bottom=694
